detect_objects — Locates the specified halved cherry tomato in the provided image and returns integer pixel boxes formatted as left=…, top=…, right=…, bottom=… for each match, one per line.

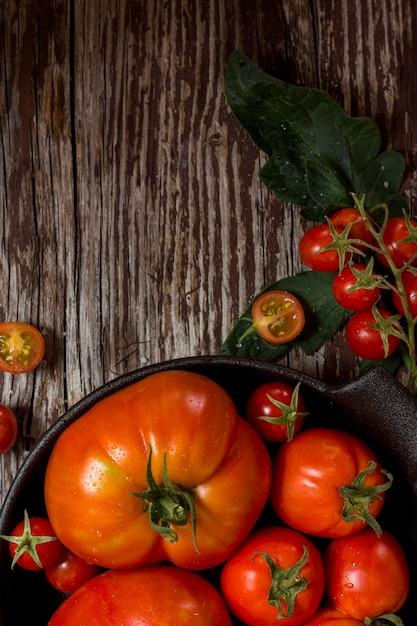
left=332, top=264, right=381, bottom=311
left=246, top=381, right=308, bottom=442
left=270, top=428, right=392, bottom=538
left=45, top=546, right=102, bottom=594
left=0, top=322, right=45, bottom=375
left=325, top=528, right=410, bottom=620
left=251, top=290, right=305, bottom=344
left=220, top=525, right=325, bottom=626
left=376, top=216, right=417, bottom=268
left=0, top=404, right=18, bottom=454
left=329, top=207, right=374, bottom=252
left=0, top=510, right=62, bottom=570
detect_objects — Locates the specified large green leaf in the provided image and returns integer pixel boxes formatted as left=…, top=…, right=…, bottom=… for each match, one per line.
left=220, top=271, right=352, bottom=360
left=225, top=50, right=407, bottom=220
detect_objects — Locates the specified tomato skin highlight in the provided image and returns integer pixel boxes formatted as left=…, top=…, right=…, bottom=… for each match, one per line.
left=45, top=547, right=102, bottom=594
left=0, top=322, right=45, bottom=375
left=345, top=308, right=400, bottom=360
left=48, top=565, right=233, bottom=625
left=251, top=290, right=305, bottom=344
left=220, top=525, right=325, bottom=626
left=44, top=370, right=271, bottom=570
left=0, top=404, right=18, bottom=454
left=376, top=216, right=417, bottom=268
left=246, top=381, right=307, bottom=442
left=324, top=528, right=410, bottom=620
left=270, top=428, right=390, bottom=538
left=332, top=264, right=380, bottom=311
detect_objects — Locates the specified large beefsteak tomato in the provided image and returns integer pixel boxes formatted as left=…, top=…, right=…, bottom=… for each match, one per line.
left=44, top=370, right=271, bottom=570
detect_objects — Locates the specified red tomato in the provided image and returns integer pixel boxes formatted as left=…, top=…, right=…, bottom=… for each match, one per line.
left=0, top=510, right=62, bottom=570
left=345, top=307, right=401, bottom=360
left=376, top=216, right=417, bottom=268
left=251, top=290, right=305, bottom=344
left=44, top=370, right=271, bottom=570
left=246, top=381, right=308, bottom=442
left=324, top=528, right=410, bottom=620
left=332, top=264, right=381, bottom=311
left=0, top=404, right=18, bottom=454
left=48, top=565, right=232, bottom=625
left=220, top=526, right=325, bottom=626
left=301, top=606, right=365, bottom=625
left=45, top=547, right=102, bottom=594
left=392, top=269, right=417, bottom=319
left=0, top=322, right=45, bottom=375
left=270, top=428, right=392, bottom=538
left=299, top=224, right=349, bottom=272
left=329, top=207, right=374, bottom=252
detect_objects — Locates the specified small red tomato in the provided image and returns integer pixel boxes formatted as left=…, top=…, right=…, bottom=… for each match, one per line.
left=45, top=547, right=102, bottom=593
left=246, top=381, right=308, bottom=442
left=329, top=207, right=374, bottom=252
left=0, top=404, right=18, bottom=454
left=0, top=322, right=45, bottom=375
left=392, top=269, right=417, bottom=319
left=251, top=290, right=305, bottom=344
left=324, top=528, right=410, bottom=620
left=301, top=606, right=365, bottom=625
left=345, top=307, right=401, bottom=360
left=332, top=264, right=381, bottom=311
left=0, top=510, right=62, bottom=570
left=220, top=525, right=325, bottom=626
left=299, top=224, right=344, bottom=272
left=376, top=216, right=417, bottom=268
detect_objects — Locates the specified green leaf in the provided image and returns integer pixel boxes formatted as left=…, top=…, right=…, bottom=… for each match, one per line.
left=220, top=271, right=351, bottom=361
left=225, top=50, right=407, bottom=220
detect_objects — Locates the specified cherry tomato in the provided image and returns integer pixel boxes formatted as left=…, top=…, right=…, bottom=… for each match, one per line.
left=0, top=510, right=62, bottom=570
left=345, top=307, right=401, bottom=360
left=392, top=269, right=417, bottom=319
left=0, top=404, right=18, bottom=454
left=301, top=606, right=365, bottom=625
left=376, top=216, right=417, bottom=268
left=332, top=264, right=381, bottom=311
left=45, top=370, right=271, bottom=570
left=220, top=526, right=325, bottom=626
left=324, top=528, right=410, bottom=620
left=48, top=565, right=233, bottom=625
left=246, top=381, right=308, bottom=442
left=329, top=207, right=374, bottom=252
left=299, top=224, right=343, bottom=272
left=251, top=290, right=305, bottom=344
left=270, top=428, right=392, bottom=538
left=0, top=322, right=45, bottom=375
left=45, top=546, right=102, bottom=594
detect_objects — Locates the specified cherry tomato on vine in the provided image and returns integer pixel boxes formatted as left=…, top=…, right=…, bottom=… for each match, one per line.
left=251, top=290, right=305, bottom=344
left=0, top=510, right=62, bottom=570
left=332, top=264, right=381, bottom=311
left=345, top=308, right=401, bottom=360
left=45, top=546, right=102, bottom=594
left=392, top=269, right=417, bottom=319
left=48, top=565, right=233, bottom=625
left=376, top=216, right=417, bottom=268
left=0, top=404, right=18, bottom=454
left=246, top=381, right=308, bottom=442
left=329, top=207, right=374, bottom=252
left=299, top=223, right=344, bottom=272
left=0, top=322, right=45, bottom=375
left=270, top=428, right=392, bottom=538
left=220, top=525, right=325, bottom=626
left=325, top=528, right=410, bottom=620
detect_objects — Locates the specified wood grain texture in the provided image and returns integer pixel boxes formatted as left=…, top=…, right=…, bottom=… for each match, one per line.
left=1, top=0, right=416, bottom=503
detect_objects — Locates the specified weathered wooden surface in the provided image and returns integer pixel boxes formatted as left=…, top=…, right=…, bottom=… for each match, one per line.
left=1, top=0, right=416, bottom=504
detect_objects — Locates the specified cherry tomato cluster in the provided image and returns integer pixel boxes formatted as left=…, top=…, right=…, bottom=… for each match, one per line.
left=1, top=375, right=410, bottom=625
left=299, top=203, right=417, bottom=364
